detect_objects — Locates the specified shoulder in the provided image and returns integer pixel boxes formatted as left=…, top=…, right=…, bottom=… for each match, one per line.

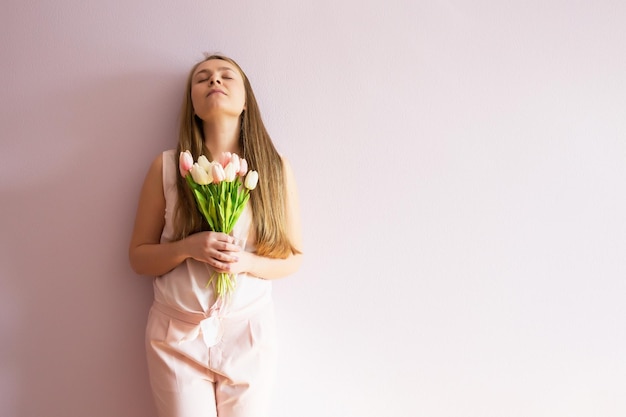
left=163, top=148, right=177, bottom=158
left=159, top=149, right=180, bottom=189
left=144, top=149, right=178, bottom=188
left=162, top=149, right=177, bottom=167
left=145, top=152, right=163, bottom=179
left=279, top=154, right=295, bottom=175
left=147, top=149, right=176, bottom=168
left=279, top=155, right=298, bottom=190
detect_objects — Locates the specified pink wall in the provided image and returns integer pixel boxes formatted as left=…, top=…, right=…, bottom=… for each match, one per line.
left=2, top=1, right=626, bottom=416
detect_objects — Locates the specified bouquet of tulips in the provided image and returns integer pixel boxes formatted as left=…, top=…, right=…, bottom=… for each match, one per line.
left=179, top=150, right=259, bottom=298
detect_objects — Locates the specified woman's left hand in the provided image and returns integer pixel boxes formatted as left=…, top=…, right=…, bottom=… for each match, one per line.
left=222, top=250, right=254, bottom=275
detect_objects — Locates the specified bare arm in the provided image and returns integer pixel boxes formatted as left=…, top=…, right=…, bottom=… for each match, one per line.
left=128, top=154, right=241, bottom=277
left=230, top=157, right=303, bottom=280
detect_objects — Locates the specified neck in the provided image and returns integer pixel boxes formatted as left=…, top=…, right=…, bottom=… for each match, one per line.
left=202, top=116, right=241, bottom=159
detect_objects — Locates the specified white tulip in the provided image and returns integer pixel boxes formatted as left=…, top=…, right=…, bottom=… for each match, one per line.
left=244, top=170, right=259, bottom=190
left=197, top=155, right=212, bottom=172
left=189, top=163, right=212, bottom=185
left=224, top=162, right=237, bottom=182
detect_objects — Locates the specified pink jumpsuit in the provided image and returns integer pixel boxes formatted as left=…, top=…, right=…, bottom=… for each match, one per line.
left=145, top=149, right=276, bottom=417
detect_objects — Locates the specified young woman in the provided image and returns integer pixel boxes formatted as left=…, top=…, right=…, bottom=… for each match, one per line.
left=129, top=54, right=302, bottom=417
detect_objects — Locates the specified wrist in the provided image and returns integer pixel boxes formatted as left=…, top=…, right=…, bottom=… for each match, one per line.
left=234, top=250, right=256, bottom=276
left=175, top=236, right=192, bottom=262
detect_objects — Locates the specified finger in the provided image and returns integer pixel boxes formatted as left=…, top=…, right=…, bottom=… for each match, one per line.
left=221, top=242, right=241, bottom=252
left=213, top=250, right=238, bottom=263
left=213, top=255, right=237, bottom=270
left=215, top=233, right=235, bottom=244
left=211, top=260, right=231, bottom=272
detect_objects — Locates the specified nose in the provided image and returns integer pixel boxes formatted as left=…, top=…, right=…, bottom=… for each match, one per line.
left=209, top=76, right=222, bottom=85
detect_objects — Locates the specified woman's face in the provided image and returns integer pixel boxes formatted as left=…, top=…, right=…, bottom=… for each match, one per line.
left=190, top=59, right=246, bottom=121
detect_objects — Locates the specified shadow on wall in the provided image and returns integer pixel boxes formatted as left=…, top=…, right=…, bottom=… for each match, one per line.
left=0, top=70, right=185, bottom=417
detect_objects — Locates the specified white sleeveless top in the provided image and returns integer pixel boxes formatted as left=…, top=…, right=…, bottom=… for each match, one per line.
left=153, top=149, right=272, bottom=316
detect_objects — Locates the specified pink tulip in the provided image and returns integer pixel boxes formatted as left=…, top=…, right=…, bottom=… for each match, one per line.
left=179, top=151, right=194, bottom=177
left=219, top=152, right=232, bottom=168
left=238, top=158, right=248, bottom=176
left=230, top=153, right=241, bottom=174
left=212, top=163, right=226, bottom=183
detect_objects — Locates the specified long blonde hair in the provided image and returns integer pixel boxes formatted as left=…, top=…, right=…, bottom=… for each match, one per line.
left=173, top=54, right=299, bottom=259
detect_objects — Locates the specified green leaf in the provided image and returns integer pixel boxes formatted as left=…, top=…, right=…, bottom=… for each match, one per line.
left=192, top=189, right=209, bottom=218
left=208, top=196, right=217, bottom=230
left=225, top=195, right=233, bottom=227
left=217, top=201, right=225, bottom=232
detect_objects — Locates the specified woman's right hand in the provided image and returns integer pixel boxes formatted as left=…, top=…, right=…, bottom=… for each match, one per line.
left=183, top=231, right=241, bottom=272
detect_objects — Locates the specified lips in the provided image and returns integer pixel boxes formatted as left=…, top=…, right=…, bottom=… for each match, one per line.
left=207, top=89, right=226, bottom=97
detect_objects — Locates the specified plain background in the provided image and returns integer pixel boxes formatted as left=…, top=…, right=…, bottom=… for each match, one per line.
left=1, top=1, right=625, bottom=416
